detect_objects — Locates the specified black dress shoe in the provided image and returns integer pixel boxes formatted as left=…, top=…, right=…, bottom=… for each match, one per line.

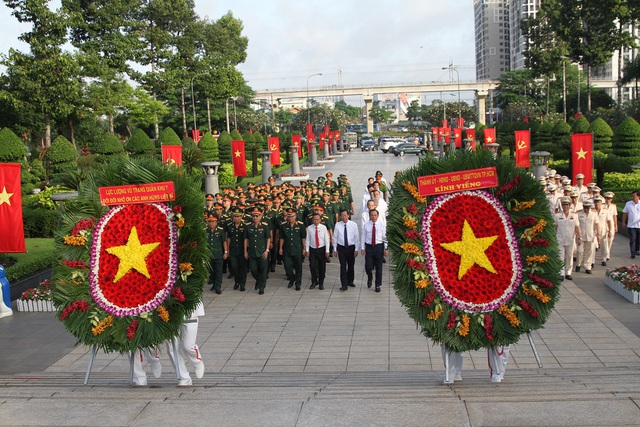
left=214, top=289, right=222, bottom=294
left=222, top=267, right=227, bottom=274
left=565, top=275, right=573, bottom=280
left=575, top=266, right=580, bottom=272
left=210, top=285, right=216, bottom=291
left=375, top=286, right=381, bottom=293
left=632, top=254, right=636, bottom=259
left=367, top=280, right=372, bottom=288
left=288, top=280, right=294, bottom=288
left=326, top=258, right=331, bottom=263
left=310, top=283, right=317, bottom=289
left=228, top=273, right=234, bottom=279
left=270, top=266, right=276, bottom=272
left=586, top=269, right=592, bottom=274
left=295, top=285, right=300, bottom=291
left=233, top=283, right=239, bottom=290
left=319, top=284, right=324, bottom=290
left=259, top=289, right=264, bottom=295
left=340, top=286, right=348, bottom=291
left=255, top=282, right=259, bottom=290
left=348, top=283, right=355, bottom=287
left=240, top=285, right=245, bottom=292
left=382, top=257, right=386, bottom=264
left=602, top=261, right=607, bottom=266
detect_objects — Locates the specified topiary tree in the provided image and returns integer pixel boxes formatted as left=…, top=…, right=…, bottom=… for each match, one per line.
left=230, top=129, right=242, bottom=141
left=44, top=135, right=78, bottom=176
left=532, top=122, right=555, bottom=157
left=0, top=128, right=28, bottom=162
left=551, top=121, right=571, bottom=161
left=242, top=131, right=257, bottom=177
left=199, top=132, right=219, bottom=161
left=589, top=118, right=613, bottom=155
left=182, top=136, right=196, bottom=150
left=30, top=159, right=46, bottom=181
left=157, top=127, right=182, bottom=147
left=570, top=115, right=590, bottom=134
left=475, top=123, right=486, bottom=147
left=218, top=131, right=232, bottom=165
left=92, top=132, right=125, bottom=158
left=613, top=117, right=640, bottom=166
left=126, top=128, right=155, bottom=157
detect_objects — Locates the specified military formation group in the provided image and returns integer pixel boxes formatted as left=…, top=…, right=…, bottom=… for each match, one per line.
left=202, top=171, right=390, bottom=295
left=544, top=170, right=620, bottom=281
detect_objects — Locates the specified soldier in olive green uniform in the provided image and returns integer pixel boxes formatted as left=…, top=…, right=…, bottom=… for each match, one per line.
left=244, top=206, right=271, bottom=295
left=263, top=198, right=279, bottom=272
left=279, top=207, right=307, bottom=291
left=227, top=208, right=248, bottom=291
left=205, top=215, right=228, bottom=294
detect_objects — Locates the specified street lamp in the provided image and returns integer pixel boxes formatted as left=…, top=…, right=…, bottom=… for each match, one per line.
left=307, top=73, right=323, bottom=126
left=442, top=65, right=461, bottom=120
left=191, top=72, right=208, bottom=132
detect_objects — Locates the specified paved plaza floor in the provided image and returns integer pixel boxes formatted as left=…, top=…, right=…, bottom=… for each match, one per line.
left=2, top=150, right=640, bottom=426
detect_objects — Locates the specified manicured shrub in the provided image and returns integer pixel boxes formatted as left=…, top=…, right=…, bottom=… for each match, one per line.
left=0, top=128, right=27, bottom=162
left=157, top=127, right=182, bottom=147
left=590, top=118, right=613, bottom=155
left=218, top=131, right=232, bottom=164
left=570, top=115, right=590, bottom=134
left=93, top=132, right=125, bottom=156
left=199, top=132, right=219, bottom=161
left=126, top=129, right=155, bottom=156
left=44, top=136, right=78, bottom=175
left=23, top=207, right=58, bottom=238
left=613, top=117, right=640, bottom=166
left=551, top=121, right=571, bottom=161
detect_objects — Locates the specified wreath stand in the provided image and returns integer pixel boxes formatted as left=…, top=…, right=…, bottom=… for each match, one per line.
left=443, top=332, right=543, bottom=383
left=83, top=340, right=181, bottom=385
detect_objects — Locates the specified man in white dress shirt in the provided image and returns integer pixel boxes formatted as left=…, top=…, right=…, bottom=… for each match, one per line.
left=361, top=209, right=388, bottom=293
left=305, top=213, right=330, bottom=290
left=333, top=209, right=360, bottom=291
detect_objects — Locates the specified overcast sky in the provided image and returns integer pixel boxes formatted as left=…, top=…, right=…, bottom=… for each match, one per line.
left=0, top=0, right=476, bottom=102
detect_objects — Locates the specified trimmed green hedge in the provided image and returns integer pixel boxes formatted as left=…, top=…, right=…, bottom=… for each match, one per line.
left=23, top=207, right=58, bottom=238
left=5, top=253, right=56, bottom=282
left=157, top=127, right=182, bottom=147
left=44, top=136, right=78, bottom=175
left=613, top=117, right=640, bottom=166
left=127, top=129, right=155, bottom=156
left=0, top=128, right=27, bottom=162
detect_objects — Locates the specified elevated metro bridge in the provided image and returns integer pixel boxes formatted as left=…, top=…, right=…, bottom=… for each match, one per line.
left=255, top=79, right=624, bottom=132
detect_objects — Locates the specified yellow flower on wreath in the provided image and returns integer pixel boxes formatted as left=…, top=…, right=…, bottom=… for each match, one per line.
left=427, top=308, right=443, bottom=320
left=402, top=181, right=427, bottom=203
left=157, top=306, right=170, bottom=322
left=175, top=217, right=185, bottom=228
left=91, top=315, right=114, bottom=336
left=401, top=242, right=422, bottom=255
left=526, top=255, right=549, bottom=266
left=64, top=235, right=86, bottom=246
left=458, top=314, right=470, bottom=336
left=498, top=305, right=520, bottom=327
left=512, top=200, right=536, bottom=212
left=415, top=278, right=430, bottom=289
left=523, top=285, right=551, bottom=303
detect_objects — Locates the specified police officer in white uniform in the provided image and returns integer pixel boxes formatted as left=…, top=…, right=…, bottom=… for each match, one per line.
left=555, top=196, right=580, bottom=280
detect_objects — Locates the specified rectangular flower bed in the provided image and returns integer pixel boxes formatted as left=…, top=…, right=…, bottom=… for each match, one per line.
left=16, top=299, right=56, bottom=312
left=604, top=275, right=640, bottom=304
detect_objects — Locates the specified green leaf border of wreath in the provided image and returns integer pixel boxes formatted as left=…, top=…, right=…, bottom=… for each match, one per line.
left=388, top=149, right=562, bottom=352
left=51, top=157, right=210, bottom=353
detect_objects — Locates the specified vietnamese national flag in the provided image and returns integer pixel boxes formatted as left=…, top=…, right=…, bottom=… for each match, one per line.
left=231, top=140, right=247, bottom=177
left=162, top=145, right=182, bottom=166
left=319, top=132, right=325, bottom=150
left=456, top=118, right=464, bottom=129
left=323, top=126, right=330, bottom=135
left=291, top=134, right=303, bottom=158
left=0, top=163, right=26, bottom=252
left=443, top=127, right=451, bottom=144
left=484, top=128, right=496, bottom=145
left=514, top=130, right=531, bottom=168
left=305, top=124, right=313, bottom=135
left=453, top=128, right=462, bottom=148
left=268, top=136, right=281, bottom=166
left=465, top=129, right=476, bottom=151
left=571, top=133, right=593, bottom=184
left=442, top=119, right=448, bottom=128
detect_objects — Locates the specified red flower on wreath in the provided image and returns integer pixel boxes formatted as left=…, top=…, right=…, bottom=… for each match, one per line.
left=422, top=191, right=523, bottom=312
left=89, top=203, right=178, bottom=317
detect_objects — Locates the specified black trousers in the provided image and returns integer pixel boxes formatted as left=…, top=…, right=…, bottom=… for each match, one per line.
left=629, top=228, right=640, bottom=255
left=365, top=243, right=384, bottom=287
left=308, top=246, right=327, bottom=285
left=337, top=244, right=356, bottom=287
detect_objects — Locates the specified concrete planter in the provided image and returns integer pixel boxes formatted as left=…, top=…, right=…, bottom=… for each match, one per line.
left=604, top=276, right=640, bottom=304
left=16, top=299, right=55, bottom=312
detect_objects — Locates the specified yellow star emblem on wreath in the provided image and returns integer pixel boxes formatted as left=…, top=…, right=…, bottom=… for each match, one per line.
left=234, top=150, right=242, bottom=157
left=440, top=220, right=498, bottom=279
left=106, top=226, right=160, bottom=282
left=0, top=186, right=13, bottom=206
left=576, top=147, right=587, bottom=160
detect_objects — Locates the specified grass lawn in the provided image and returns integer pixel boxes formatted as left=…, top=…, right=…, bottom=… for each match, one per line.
left=10, top=238, right=55, bottom=264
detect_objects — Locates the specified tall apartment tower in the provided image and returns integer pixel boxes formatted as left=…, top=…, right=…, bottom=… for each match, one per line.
left=474, top=0, right=540, bottom=79
left=474, top=0, right=511, bottom=81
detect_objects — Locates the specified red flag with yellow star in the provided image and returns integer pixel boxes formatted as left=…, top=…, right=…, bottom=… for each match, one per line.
left=0, top=163, right=26, bottom=252
left=484, top=127, right=496, bottom=145
left=571, top=133, right=593, bottom=184
left=514, top=130, right=530, bottom=168
left=465, top=129, right=476, bottom=150
left=291, top=134, right=303, bottom=158
left=453, top=128, right=462, bottom=148
left=231, top=140, right=247, bottom=177
left=268, top=136, right=280, bottom=166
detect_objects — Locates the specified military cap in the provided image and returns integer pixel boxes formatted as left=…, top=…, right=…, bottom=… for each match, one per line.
left=206, top=214, right=219, bottom=222
left=205, top=194, right=215, bottom=201
left=285, top=207, right=296, bottom=216
left=576, top=173, right=585, bottom=179
left=604, top=191, right=615, bottom=198
left=231, top=208, right=244, bottom=216
left=582, top=200, right=593, bottom=208
left=560, top=196, right=571, bottom=205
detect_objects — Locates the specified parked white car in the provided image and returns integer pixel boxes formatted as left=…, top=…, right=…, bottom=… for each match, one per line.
left=380, top=138, right=404, bottom=153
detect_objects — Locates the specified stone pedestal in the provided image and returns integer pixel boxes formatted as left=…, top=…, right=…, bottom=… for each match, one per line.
left=323, top=141, right=330, bottom=159
left=331, top=140, right=338, bottom=155
left=310, top=142, right=318, bottom=166
left=201, top=162, right=221, bottom=196
left=290, top=145, right=301, bottom=174
left=260, top=151, right=272, bottom=184
left=530, top=151, right=551, bottom=179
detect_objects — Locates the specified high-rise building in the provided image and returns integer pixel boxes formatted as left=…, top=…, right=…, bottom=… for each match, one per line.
left=508, top=0, right=540, bottom=71
left=473, top=0, right=511, bottom=81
